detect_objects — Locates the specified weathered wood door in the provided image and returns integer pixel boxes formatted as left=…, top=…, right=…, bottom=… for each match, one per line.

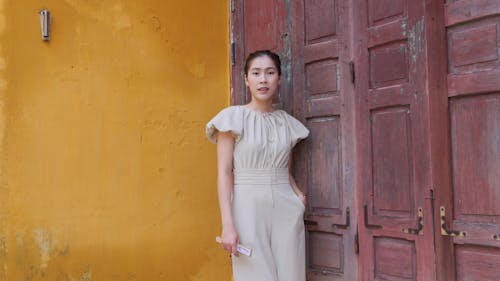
left=353, top=0, right=438, bottom=280
left=432, top=1, right=500, bottom=280
left=291, top=1, right=358, bottom=280
left=230, top=0, right=500, bottom=280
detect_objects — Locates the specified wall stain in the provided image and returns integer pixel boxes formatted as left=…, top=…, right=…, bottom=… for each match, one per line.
left=34, top=228, right=54, bottom=270
left=112, top=4, right=132, bottom=30
left=80, top=267, right=92, bottom=281
left=63, top=0, right=106, bottom=21
left=148, top=16, right=163, bottom=32
left=0, top=235, right=6, bottom=279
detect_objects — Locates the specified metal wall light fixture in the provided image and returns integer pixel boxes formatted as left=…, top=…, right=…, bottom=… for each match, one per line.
left=39, top=9, right=51, bottom=41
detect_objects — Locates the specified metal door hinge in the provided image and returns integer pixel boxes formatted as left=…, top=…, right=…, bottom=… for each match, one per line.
left=230, top=42, right=235, bottom=65
left=332, top=207, right=350, bottom=229
left=402, top=207, right=424, bottom=235
left=349, top=61, right=355, bottom=84
left=354, top=228, right=359, bottom=254
left=440, top=206, right=466, bottom=237
left=304, top=219, right=318, bottom=226
left=364, top=204, right=383, bottom=229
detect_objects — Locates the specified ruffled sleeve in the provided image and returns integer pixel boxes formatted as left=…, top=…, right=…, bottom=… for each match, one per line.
left=284, top=113, right=310, bottom=147
left=205, top=106, right=243, bottom=144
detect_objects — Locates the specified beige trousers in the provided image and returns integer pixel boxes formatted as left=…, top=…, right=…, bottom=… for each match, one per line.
left=232, top=168, right=306, bottom=281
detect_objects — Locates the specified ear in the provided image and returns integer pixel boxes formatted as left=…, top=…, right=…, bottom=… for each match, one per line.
left=244, top=75, right=249, bottom=87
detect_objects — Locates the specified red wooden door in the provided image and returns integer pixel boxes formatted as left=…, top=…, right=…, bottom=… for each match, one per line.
left=291, top=0, right=358, bottom=280
left=432, top=1, right=500, bottom=280
left=231, top=1, right=500, bottom=280
left=354, top=0, right=437, bottom=280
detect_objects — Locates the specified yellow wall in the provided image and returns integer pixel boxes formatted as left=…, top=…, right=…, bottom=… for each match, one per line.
left=0, top=0, right=230, bottom=280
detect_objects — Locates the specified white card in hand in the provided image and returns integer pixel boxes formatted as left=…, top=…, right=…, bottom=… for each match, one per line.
left=215, top=236, right=252, bottom=257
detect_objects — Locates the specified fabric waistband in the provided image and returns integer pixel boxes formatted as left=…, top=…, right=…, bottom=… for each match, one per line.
left=234, top=168, right=289, bottom=185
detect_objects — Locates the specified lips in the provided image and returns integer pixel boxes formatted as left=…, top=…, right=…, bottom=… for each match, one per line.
left=258, top=87, right=269, bottom=92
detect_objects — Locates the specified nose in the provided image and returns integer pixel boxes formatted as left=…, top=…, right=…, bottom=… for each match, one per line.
left=259, top=73, right=268, bottom=83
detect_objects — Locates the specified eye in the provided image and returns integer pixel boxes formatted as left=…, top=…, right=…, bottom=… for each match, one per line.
left=251, top=71, right=259, bottom=75
left=267, top=71, right=275, bottom=75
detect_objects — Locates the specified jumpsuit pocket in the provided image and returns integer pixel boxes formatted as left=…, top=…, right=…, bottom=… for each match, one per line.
left=291, top=191, right=306, bottom=211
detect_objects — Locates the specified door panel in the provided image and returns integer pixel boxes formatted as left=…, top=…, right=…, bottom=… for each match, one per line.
left=291, top=0, right=358, bottom=280
left=355, top=0, right=437, bottom=280
left=455, top=245, right=500, bottom=281
left=308, top=119, right=342, bottom=216
left=371, top=106, right=413, bottom=218
left=440, top=0, right=500, bottom=279
left=373, top=237, right=416, bottom=281
left=309, top=232, right=344, bottom=273
left=451, top=95, right=500, bottom=223
left=243, top=0, right=286, bottom=53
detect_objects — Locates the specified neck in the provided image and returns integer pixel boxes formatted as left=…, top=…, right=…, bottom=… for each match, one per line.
left=246, top=99, right=274, bottom=113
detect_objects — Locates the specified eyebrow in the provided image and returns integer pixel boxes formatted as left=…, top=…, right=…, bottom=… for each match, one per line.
left=250, top=67, right=277, bottom=71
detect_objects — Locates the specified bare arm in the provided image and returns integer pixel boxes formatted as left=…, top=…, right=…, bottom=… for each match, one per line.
left=216, top=131, right=239, bottom=255
left=288, top=153, right=307, bottom=207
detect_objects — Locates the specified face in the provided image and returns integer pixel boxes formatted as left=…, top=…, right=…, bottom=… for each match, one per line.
left=245, top=56, right=280, bottom=103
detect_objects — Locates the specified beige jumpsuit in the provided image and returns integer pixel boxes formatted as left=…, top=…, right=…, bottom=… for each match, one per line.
left=206, top=105, right=309, bottom=281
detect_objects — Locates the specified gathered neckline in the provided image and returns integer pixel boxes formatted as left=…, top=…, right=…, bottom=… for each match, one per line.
left=240, top=105, right=281, bottom=116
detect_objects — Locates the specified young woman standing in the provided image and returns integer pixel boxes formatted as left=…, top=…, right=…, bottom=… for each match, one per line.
left=206, top=50, right=309, bottom=281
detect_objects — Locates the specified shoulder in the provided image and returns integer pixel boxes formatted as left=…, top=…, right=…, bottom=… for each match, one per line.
left=278, top=110, right=310, bottom=146
left=209, top=106, right=245, bottom=122
left=205, top=106, right=244, bottom=144
left=279, top=110, right=306, bottom=127
left=218, top=105, right=242, bottom=114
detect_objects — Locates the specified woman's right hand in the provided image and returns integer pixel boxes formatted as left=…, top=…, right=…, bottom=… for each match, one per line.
left=221, top=225, right=239, bottom=256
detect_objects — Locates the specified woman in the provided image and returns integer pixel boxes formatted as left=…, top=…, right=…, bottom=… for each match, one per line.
left=206, top=50, right=309, bottom=281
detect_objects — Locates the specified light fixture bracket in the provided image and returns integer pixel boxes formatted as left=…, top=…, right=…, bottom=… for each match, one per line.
left=40, top=9, right=51, bottom=41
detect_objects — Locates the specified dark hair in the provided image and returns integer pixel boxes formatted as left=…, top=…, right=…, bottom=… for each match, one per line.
left=244, top=50, right=281, bottom=76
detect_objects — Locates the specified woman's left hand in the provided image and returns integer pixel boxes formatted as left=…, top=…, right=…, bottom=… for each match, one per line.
left=298, top=193, right=307, bottom=208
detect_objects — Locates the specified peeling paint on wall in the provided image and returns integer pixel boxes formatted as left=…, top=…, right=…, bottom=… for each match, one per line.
left=79, top=267, right=92, bottom=281
left=112, top=4, right=132, bottom=30
left=34, top=229, right=54, bottom=270
left=401, top=18, right=407, bottom=37
left=409, top=19, right=425, bottom=63
left=62, top=0, right=107, bottom=21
